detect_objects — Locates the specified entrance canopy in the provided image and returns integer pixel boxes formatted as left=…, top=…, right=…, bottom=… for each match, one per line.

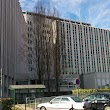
left=9, top=84, right=46, bottom=90
left=9, top=84, right=46, bottom=103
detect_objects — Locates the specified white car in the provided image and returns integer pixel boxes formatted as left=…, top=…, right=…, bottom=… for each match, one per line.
left=37, top=95, right=91, bottom=110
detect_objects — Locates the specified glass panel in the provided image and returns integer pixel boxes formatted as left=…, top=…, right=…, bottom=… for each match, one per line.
left=61, top=98, right=70, bottom=102
left=71, top=96, right=82, bottom=102
left=51, top=97, right=61, bottom=103
left=85, top=95, right=96, bottom=101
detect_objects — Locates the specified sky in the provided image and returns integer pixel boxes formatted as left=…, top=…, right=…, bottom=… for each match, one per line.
left=19, top=0, right=110, bottom=29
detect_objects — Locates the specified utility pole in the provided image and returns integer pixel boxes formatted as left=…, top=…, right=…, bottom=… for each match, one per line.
left=0, top=1, right=3, bottom=109
left=0, top=69, right=3, bottom=110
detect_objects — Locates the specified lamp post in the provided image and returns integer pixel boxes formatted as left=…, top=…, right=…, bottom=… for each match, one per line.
left=0, top=69, right=3, bottom=110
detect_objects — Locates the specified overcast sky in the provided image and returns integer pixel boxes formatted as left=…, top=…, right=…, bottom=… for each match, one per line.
left=19, top=0, right=110, bottom=29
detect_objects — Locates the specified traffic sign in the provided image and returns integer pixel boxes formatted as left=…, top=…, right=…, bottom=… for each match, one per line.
left=75, top=78, right=80, bottom=85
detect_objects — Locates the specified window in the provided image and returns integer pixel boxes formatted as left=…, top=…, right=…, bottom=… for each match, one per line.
left=71, top=96, right=82, bottom=102
left=28, top=59, right=32, bottom=64
left=28, top=47, right=32, bottom=51
left=85, top=95, right=96, bottom=101
left=28, top=40, right=32, bottom=44
left=60, top=98, right=70, bottom=103
left=51, top=97, right=61, bottom=103
left=30, top=21, right=32, bottom=25
left=28, top=67, right=33, bottom=71
left=28, top=54, right=32, bottom=57
left=96, top=95, right=101, bottom=100
left=27, top=21, right=29, bottom=24
left=101, top=95, right=109, bottom=100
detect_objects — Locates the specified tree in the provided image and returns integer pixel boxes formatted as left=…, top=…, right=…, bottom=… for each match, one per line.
left=33, top=0, right=64, bottom=96
left=53, top=20, right=65, bottom=95
left=20, top=0, right=64, bottom=96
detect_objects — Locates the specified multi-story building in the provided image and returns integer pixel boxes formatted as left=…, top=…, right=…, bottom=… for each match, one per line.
left=22, top=12, right=56, bottom=85
left=23, top=11, right=110, bottom=75
left=22, top=11, right=110, bottom=90
left=0, top=0, right=109, bottom=96
left=0, top=0, right=26, bottom=97
left=57, top=20, right=110, bottom=88
left=58, top=20, right=110, bottom=75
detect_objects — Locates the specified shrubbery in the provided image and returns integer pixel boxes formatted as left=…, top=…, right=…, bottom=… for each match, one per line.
left=72, top=88, right=110, bottom=99
left=1, top=98, right=14, bottom=110
left=72, top=88, right=110, bottom=95
left=72, top=89, right=97, bottom=95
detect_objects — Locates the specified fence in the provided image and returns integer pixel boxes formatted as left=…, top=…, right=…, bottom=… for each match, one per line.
left=24, top=95, right=69, bottom=110
left=15, top=89, right=110, bottom=110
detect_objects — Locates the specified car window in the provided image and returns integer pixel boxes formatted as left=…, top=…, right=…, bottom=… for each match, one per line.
left=61, top=98, right=70, bottom=101
left=60, top=98, right=70, bottom=103
left=51, top=97, right=61, bottom=103
left=100, top=94, right=109, bottom=100
left=71, top=96, right=82, bottom=102
left=85, top=95, right=96, bottom=101
left=96, top=94, right=101, bottom=100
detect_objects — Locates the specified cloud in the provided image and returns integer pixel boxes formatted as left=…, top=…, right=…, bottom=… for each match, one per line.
left=19, top=0, right=38, bottom=11
left=19, top=0, right=110, bottom=29
left=87, top=0, right=110, bottom=29
left=50, top=0, right=84, bottom=19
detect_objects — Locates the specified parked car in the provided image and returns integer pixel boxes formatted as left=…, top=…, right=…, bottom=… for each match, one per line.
left=37, top=95, right=91, bottom=110
left=83, top=92, right=110, bottom=110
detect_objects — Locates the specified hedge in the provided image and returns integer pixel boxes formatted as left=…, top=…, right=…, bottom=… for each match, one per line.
left=0, top=98, right=14, bottom=110
left=72, top=88, right=110, bottom=95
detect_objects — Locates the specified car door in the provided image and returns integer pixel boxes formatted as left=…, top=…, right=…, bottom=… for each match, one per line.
left=84, top=94, right=96, bottom=102
left=58, top=97, right=72, bottom=110
left=48, top=97, right=61, bottom=110
left=83, top=94, right=96, bottom=108
left=95, top=94, right=109, bottom=109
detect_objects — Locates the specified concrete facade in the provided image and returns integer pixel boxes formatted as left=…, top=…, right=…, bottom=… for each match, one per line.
left=0, top=0, right=26, bottom=97
left=21, top=12, right=57, bottom=84
left=57, top=21, right=110, bottom=75
left=1, top=2, right=109, bottom=97
left=80, top=72, right=110, bottom=89
left=22, top=12, right=110, bottom=75
left=22, top=12, right=110, bottom=90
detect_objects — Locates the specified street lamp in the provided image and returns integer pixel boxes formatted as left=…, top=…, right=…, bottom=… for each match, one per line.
left=0, top=69, right=3, bottom=110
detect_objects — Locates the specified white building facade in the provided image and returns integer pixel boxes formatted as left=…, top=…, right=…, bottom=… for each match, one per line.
left=22, top=12, right=110, bottom=90
left=57, top=20, right=110, bottom=89
left=57, top=20, right=110, bottom=75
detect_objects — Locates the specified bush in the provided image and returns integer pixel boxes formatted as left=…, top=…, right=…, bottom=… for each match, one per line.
left=1, top=98, right=14, bottom=110
left=72, top=88, right=110, bottom=95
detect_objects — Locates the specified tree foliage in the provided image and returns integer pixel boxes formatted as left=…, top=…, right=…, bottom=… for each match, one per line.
left=20, top=0, right=63, bottom=96
left=33, top=0, right=63, bottom=96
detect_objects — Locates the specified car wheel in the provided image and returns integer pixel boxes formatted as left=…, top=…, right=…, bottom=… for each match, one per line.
left=104, top=106, right=110, bottom=110
left=40, top=106, right=47, bottom=110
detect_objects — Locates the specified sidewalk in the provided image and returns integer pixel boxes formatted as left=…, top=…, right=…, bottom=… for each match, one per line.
left=15, top=104, right=35, bottom=110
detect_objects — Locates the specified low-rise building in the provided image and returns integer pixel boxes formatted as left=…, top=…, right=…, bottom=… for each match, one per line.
left=80, top=72, right=110, bottom=89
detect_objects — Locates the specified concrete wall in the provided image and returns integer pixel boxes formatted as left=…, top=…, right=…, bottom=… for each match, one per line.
left=81, top=72, right=110, bottom=89
left=0, top=0, right=26, bottom=97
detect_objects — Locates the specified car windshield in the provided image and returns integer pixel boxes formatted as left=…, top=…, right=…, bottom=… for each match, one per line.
left=71, top=96, right=82, bottom=102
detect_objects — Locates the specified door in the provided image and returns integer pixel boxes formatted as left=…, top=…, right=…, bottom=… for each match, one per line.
left=47, top=97, right=61, bottom=110
left=57, top=97, right=72, bottom=110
